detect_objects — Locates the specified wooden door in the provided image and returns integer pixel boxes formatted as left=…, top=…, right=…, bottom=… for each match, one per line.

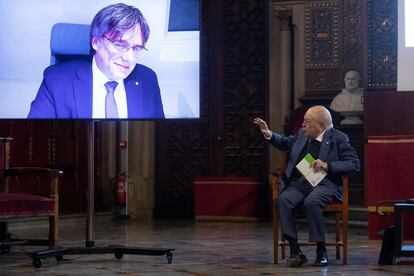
left=155, top=0, right=269, bottom=217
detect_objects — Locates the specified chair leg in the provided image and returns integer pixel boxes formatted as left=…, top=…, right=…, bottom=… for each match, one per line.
left=273, top=207, right=279, bottom=264
left=49, top=216, right=54, bottom=246
left=51, top=196, right=59, bottom=247
left=281, top=237, right=286, bottom=259
left=335, top=213, right=340, bottom=260
left=343, top=209, right=349, bottom=264
left=49, top=215, right=58, bottom=247
left=275, top=208, right=286, bottom=260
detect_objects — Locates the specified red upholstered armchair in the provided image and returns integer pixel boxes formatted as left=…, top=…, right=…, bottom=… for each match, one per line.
left=0, top=167, right=63, bottom=252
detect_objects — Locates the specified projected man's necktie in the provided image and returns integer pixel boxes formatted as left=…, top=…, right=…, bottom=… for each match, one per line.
left=105, top=81, right=119, bottom=118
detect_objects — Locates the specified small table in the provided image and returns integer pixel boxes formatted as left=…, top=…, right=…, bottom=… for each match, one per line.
left=394, top=203, right=414, bottom=263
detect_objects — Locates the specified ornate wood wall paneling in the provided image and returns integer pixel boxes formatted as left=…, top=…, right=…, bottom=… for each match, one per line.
left=222, top=0, right=268, bottom=176
left=339, top=0, right=367, bottom=205
left=304, top=0, right=341, bottom=103
left=155, top=0, right=211, bottom=217
left=206, top=0, right=224, bottom=176
left=302, top=0, right=367, bottom=105
left=0, top=142, right=5, bottom=191
left=364, top=90, right=414, bottom=137
left=367, top=0, right=397, bottom=89
left=93, top=121, right=105, bottom=211
left=305, top=1, right=339, bottom=68
left=155, top=0, right=268, bottom=217
left=0, top=120, right=95, bottom=213
left=364, top=1, right=414, bottom=207
left=54, top=121, right=90, bottom=213
left=0, top=121, right=49, bottom=166
left=342, top=0, right=366, bottom=82
left=364, top=2, right=413, bottom=135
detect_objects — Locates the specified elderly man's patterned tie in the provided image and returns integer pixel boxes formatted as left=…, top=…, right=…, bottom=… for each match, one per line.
left=105, top=81, right=119, bottom=118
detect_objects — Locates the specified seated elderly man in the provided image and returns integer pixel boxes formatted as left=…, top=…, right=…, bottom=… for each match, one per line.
left=253, top=106, right=360, bottom=267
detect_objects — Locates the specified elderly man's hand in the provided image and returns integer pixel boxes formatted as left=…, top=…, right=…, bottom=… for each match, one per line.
left=312, top=159, right=328, bottom=172
left=253, top=118, right=272, bottom=139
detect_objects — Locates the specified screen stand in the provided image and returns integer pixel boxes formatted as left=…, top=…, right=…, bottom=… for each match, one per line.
left=27, top=121, right=174, bottom=268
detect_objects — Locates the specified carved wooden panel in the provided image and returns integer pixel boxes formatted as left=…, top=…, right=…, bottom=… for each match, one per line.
left=155, top=0, right=211, bottom=216
left=222, top=0, right=267, bottom=176
left=156, top=121, right=210, bottom=215
left=305, top=1, right=339, bottom=68
left=303, top=0, right=367, bottom=102
left=0, top=139, right=11, bottom=192
left=0, top=120, right=98, bottom=213
left=367, top=0, right=397, bottom=89
left=304, top=0, right=340, bottom=99
left=155, top=0, right=267, bottom=217
left=342, top=0, right=365, bottom=78
left=306, top=68, right=341, bottom=94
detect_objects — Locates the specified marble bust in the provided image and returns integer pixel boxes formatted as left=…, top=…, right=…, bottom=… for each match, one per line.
left=330, top=70, right=364, bottom=124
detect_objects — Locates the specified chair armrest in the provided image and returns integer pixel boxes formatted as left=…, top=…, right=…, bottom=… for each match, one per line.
left=4, top=167, right=63, bottom=194
left=341, top=175, right=349, bottom=210
left=271, top=169, right=283, bottom=200
left=5, top=167, right=63, bottom=177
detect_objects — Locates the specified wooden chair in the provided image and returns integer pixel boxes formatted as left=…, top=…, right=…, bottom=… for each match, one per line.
left=271, top=170, right=349, bottom=264
left=0, top=167, right=62, bottom=252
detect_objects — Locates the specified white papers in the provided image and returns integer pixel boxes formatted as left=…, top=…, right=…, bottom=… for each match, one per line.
left=296, top=153, right=326, bottom=186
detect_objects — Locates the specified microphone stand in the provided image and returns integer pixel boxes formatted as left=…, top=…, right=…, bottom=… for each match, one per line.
left=27, top=121, right=173, bottom=268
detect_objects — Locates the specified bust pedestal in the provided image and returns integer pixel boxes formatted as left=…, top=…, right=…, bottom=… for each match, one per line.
left=338, top=111, right=363, bottom=125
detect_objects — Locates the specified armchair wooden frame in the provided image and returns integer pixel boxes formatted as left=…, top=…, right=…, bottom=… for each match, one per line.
left=1, top=167, right=62, bottom=248
left=271, top=171, right=349, bottom=264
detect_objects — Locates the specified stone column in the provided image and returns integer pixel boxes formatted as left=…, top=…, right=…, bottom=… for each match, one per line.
left=268, top=5, right=294, bottom=175
left=275, top=7, right=294, bottom=121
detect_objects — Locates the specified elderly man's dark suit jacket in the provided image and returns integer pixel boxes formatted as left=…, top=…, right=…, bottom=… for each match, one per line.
left=269, top=127, right=360, bottom=200
left=28, top=59, right=164, bottom=119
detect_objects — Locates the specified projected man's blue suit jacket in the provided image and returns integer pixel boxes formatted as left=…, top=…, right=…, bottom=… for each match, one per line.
left=28, top=59, right=164, bottom=119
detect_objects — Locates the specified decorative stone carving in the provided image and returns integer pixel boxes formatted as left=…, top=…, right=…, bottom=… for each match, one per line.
left=275, top=8, right=292, bottom=31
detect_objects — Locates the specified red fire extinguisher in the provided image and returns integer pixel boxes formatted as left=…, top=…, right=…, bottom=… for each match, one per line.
left=115, top=173, right=127, bottom=207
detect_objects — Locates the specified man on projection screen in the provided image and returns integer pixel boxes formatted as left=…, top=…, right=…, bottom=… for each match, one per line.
left=28, top=3, right=165, bottom=119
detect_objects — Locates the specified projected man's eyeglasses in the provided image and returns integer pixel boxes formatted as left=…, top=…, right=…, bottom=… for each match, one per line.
left=103, top=36, right=147, bottom=57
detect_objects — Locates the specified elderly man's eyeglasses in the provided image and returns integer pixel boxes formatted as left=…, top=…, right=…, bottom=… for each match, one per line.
left=103, top=36, right=147, bottom=56
left=303, top=118, right=313, bottom=124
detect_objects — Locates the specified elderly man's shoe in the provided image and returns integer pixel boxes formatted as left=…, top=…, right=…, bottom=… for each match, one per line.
left=314, top=251, right=329, bottom=267
left=287, top=252, right=307, bottom=267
